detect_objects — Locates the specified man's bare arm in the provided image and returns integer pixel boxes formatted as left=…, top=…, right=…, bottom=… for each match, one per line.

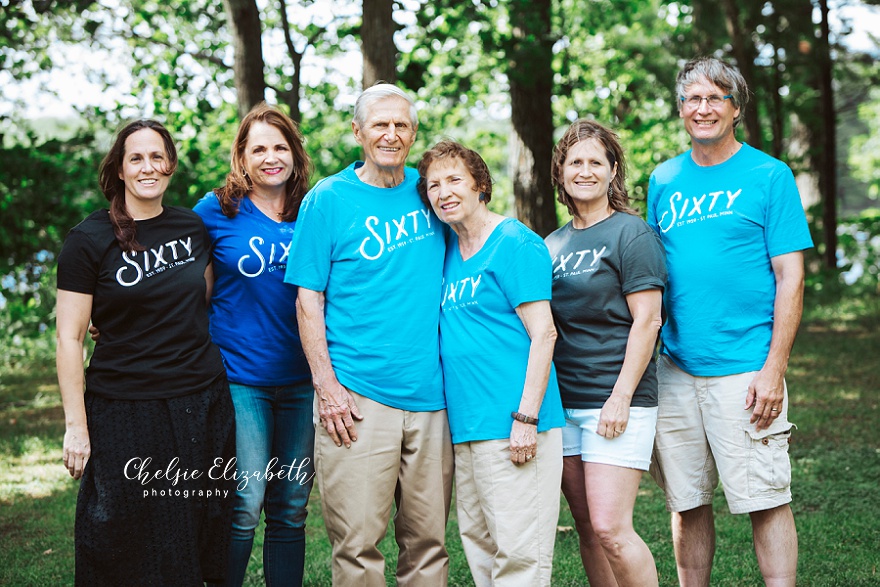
left=296, top=287, right=362, bottom=447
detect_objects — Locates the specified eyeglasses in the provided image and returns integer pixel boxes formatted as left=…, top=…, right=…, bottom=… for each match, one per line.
left=680, top=94, right=734, bottom=109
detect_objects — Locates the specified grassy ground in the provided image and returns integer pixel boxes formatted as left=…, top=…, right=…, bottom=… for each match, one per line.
left=1, top=300, right=878, bottom=586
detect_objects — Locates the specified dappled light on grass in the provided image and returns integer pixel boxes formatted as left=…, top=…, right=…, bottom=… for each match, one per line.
left=0, top=382, right=68, bottom=502
left=0, top=437, right=70, bottom=501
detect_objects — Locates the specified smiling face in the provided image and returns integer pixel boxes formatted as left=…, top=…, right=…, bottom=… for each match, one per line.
left=561, top=138, right=617, bottom=217
left=424, top=158, right=485, bottom=227
left=243, top=121, right=294, bottom=196
left=352, top=96, right=417, bottom=174
left=680, top=76, right=741, bottom=147
left=119, top=128, right=171, bottom=209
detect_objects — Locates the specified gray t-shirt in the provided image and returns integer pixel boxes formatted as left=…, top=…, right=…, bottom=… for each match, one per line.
left=545, top=212, right=667, bottom=409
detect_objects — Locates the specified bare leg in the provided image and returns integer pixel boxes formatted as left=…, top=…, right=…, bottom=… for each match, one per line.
left=750, top=505, right=797, bottom=587
left=560, top=456, right=618, bottom=586
left=672, top=505, right=715, bottom=587
left=585, top=463, right=658, bottom=587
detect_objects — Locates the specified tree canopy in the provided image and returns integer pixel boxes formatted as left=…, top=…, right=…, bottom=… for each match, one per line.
left=1, top=0, right=879, bottom=338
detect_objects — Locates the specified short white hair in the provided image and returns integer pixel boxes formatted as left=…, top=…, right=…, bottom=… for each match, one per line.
left=353, top=84, right=419, bottom=128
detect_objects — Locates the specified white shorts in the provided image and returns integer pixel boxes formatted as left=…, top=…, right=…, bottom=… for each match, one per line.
left=650, top=354, right=795, bottom=515
left=562, top=406, right=658, bottom=471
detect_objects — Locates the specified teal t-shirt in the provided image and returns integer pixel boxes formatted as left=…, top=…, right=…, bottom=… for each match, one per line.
left=647, top=143, right=813, bottom=376
left=284, top=163, right=445, bottom=411
left=440, top=218, right=564, bottom=444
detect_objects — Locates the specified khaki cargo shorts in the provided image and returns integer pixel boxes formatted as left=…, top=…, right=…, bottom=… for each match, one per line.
left=650, top=354, right=794, bottom=514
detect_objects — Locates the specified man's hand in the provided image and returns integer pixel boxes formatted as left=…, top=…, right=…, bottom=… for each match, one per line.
left=316, top=383, right=363, bottom=448
left=746, top=366, right=785, bottom=431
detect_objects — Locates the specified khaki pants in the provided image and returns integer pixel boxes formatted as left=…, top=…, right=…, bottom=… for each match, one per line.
left=454, top=428, right=563, bottom=587
left=315, top=390, right=454, bottom=587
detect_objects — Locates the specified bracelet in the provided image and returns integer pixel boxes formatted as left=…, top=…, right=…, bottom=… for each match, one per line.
left=511, top=411, right=539, bottom=426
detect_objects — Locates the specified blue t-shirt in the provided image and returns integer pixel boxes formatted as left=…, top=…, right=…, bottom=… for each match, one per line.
left=283, top=162, right=445, bottom=411
left=440, top=218, right=564, bottom=444
left=194, top=193, right=310, bottom=386
left=647, top=143, right=813, bottom=376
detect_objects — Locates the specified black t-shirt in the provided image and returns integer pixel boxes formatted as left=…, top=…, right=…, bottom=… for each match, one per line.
left=545, top=212, right=667, bottom=409
left=57, top=206, right=225, bottom=400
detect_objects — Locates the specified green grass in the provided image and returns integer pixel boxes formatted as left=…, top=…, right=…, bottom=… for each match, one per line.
left=2, top=302, right=879, bottom=586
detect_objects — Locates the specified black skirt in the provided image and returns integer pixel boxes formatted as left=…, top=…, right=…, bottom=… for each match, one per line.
left=75, top=374, right=236, bottom=587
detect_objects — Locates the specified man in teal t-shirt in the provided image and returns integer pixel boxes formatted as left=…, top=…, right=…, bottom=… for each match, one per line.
left=284, top=85, right=452, bottom=586
left=647, top=57, right=812, bottom=587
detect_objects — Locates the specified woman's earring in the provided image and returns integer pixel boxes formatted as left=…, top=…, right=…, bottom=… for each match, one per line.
left=478, top=192, right=486, bottom=202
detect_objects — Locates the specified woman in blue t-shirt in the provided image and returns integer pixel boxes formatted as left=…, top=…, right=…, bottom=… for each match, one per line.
left=195, top=104, right=314, bottom=587
left=545, top=120, right=666, bottom=587
left=417, top=141, right=564, bottom=586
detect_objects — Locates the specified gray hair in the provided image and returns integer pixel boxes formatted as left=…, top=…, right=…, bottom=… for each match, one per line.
left=353, top=83, right=419, bottom=129
left=676, top=57, right=748, bottom=127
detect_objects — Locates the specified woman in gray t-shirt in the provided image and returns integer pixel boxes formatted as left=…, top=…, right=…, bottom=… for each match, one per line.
left=545, top=119, right=667, bottom=587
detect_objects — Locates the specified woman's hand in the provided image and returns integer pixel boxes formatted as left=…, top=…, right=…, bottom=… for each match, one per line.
left=597, top=394, right=631, bottom=440
left=63, top=423, right=91, bottom=480
left=509, top=420, right=537, bottom=465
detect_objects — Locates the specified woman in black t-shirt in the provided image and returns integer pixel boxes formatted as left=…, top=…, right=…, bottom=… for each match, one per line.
left=56, top=120, right=235, bottom=586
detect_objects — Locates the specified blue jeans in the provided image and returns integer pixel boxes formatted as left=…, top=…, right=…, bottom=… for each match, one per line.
left=225, top=381, right=315, bottom=587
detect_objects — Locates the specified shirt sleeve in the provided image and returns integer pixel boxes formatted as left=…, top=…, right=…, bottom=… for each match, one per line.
left=497, top=230, right=553, bottom=308
left=56, top=229, right=101, bottom=295
left=619, top=227, right=667, bottom=295
left=284, top=190, right=332, bottom=292
left=646, top=173, right=660, bottom=235
left=764, top=165, right=814, bottom=258
left=192, top=193, right=219, bottom=231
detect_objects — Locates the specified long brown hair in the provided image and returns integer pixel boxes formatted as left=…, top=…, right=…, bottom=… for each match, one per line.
left=551, top=119, right=636, bottom=219
left=99, top=120, right=178, bottom=252
left=214, top=103, right=311, bottom=221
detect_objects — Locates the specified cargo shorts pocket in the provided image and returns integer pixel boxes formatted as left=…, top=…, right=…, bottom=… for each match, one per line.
left=745, top=425, right=794, bottom=496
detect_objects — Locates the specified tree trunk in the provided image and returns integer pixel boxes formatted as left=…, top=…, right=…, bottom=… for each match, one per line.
left=362, top=0, right=396, bottom=88
left=278, top=0, right=302, bottom=122
left=770, top=47, right=784, bottom=160
left=507, top=0, right=557, bottom=237
left=818, top=0, right=837, bottom=268
left=222, top=0, right=266, bottom=119
left=720, top=0, right=762, bottom=150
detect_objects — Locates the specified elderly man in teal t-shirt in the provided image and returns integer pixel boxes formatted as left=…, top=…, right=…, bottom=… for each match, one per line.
left=284, top=84, right=452, bottom=587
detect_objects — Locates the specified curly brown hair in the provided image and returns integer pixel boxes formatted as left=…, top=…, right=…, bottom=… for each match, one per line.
left=99, top=119, right=178, bottom=252
left=551, top=119, right=636, bottom=218
left=416, top=140, right=493, bottom=209
left=214, top=103, right=311, bottom=221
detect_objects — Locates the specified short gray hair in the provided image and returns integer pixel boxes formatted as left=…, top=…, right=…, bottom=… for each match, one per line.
left=353, top=83, right=419, bottom=129
left=676, top=57, right=748, bottom=127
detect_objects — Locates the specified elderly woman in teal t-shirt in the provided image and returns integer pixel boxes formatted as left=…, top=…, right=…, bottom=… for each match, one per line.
left=417, top=140, right=564, bottom=587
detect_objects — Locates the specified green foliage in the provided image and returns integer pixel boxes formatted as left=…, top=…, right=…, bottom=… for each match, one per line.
left=805, top=208, right=880, bottom=305
left=553, top=0, right=689, bottom=209
left=0, top=131, right=102, bottom=371
left=849, top=87, right=880, bottom=201
left=0, top=131, right=103, bottom=267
